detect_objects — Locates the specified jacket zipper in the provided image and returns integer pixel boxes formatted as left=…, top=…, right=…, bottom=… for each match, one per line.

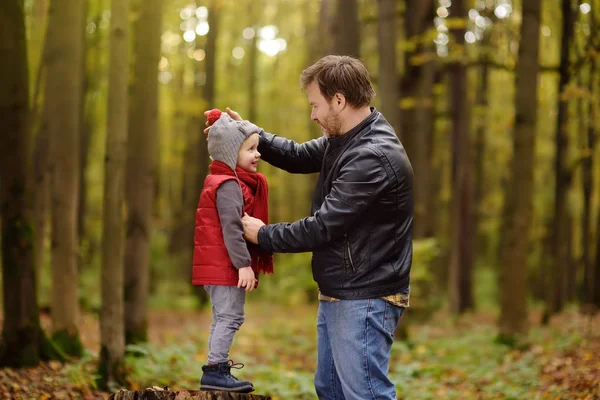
left=345, top=233, right=355, bottom=272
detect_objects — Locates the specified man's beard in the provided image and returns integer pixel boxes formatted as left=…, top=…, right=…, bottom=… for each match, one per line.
left=318, top=108, right=343, bottom=138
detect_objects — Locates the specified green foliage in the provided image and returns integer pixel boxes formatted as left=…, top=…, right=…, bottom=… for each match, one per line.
left=408, top=238, right=443, bottom=320
left=51, top=330, right=84, bottom=358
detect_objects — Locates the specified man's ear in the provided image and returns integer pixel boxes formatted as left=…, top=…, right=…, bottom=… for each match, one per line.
left=334, top=93, right=345, bottom=109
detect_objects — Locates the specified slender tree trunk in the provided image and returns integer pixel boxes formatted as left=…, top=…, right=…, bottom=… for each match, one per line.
left=377, top=0, right=400, bottom=136
left=583, top=55, right=597, bottom=308
left=247, top=1, right=259, bottom=123
left=498, top=0, right=542, bottom=340
left=413, top=53, right=436, bottom=239
left=32, top=0, right=51, bottom=297
left=204, top=0, right=218, bottom=109
left=448, top=0, right=475, bottom=314
left=333, top=0, right=359, bottom=57
left=0, top=0, right=63, bottom=367
left=400, top=0, right=434, bottom=157
left=46, top=0, right=85, bottom=356
left=125, top=0, right=163, bottom=345
left=473, top=30, right=491, bottom=265
left=98, top=0, right=129, bottom=388
left=544, top=0, right=575, bottom=321
left=401, top=0, right=435, bottom=237
left=78, top=0, right=90, bottom=259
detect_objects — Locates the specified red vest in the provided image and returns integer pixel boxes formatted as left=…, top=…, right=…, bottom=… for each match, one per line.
left=192, top=174, right=256, bottom=286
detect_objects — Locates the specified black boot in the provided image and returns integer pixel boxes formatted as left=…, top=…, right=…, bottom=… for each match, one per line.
left=200, top=360, right=254, bottom=393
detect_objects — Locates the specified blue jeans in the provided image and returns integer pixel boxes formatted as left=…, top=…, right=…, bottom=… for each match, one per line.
left=314, top=298, right=404, bottom=400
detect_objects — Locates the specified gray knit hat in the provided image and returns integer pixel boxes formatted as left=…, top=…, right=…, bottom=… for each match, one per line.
left=208, top=114, right=260, bottom=171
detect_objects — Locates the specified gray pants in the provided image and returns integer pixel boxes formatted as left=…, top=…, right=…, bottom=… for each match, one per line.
left=204, top=285, right=246, bottom=364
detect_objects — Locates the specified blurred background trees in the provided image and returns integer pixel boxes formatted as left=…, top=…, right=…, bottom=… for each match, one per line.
left=1, top=0, right=599, bottom=389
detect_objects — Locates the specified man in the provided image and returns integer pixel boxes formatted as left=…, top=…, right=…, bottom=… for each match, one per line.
left=208, top=55, right=413, bottom=400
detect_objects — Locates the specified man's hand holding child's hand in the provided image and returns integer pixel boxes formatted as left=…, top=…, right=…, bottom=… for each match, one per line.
left=238, top=266, right=256, bottom=292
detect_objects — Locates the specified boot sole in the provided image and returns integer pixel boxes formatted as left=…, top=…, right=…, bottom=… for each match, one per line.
left=200, top=384, right=254, bottom=393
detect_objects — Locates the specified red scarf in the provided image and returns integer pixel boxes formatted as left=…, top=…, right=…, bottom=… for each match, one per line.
left=209, top=160, right=274, bottom=275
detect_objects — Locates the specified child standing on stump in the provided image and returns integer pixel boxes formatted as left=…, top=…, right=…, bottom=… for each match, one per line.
left=192, top=109, right=274, bottom=393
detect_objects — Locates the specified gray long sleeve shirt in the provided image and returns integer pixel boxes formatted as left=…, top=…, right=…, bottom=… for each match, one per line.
left=215, top=180, right=251, bottom=269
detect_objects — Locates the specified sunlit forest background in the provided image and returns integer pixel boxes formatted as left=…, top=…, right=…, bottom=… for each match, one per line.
left=1, top=0, right=600, bottom=398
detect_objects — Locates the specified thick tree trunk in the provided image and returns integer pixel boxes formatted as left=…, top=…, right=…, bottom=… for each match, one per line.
left=333, top=0, right=359, bottom=57
left=0, top=0, right=63, bottom=367
left=125, top=0, right=163, bottom=345
left=377, top=0, right=400, bottom=136
left=544, top=0, right=575, bottom=320
left=45, top=0, right=85, bottom=356
left=110, top=389, right=270, bottom=400
left=498, top=0, right=542, bottom=340
left=98, top=0, right=129, bottom=389
left=448, top=0, right=475, bottom=314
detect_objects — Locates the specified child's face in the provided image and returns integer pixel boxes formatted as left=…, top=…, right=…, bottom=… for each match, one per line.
left=237, top=133, right=261, bottom=173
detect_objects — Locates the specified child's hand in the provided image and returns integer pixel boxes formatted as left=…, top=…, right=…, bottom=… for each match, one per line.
left=237, top=266, right=256, bottom=292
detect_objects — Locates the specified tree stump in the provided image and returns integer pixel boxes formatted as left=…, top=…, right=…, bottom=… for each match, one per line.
left=108, top=388, right=271, bottom=400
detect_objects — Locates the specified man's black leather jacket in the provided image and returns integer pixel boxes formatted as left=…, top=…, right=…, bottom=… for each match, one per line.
left=257, top=109, right=414, bottom=299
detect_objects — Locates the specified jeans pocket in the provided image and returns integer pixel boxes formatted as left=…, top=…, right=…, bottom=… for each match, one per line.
left=383, top=302, right=404, bottom=336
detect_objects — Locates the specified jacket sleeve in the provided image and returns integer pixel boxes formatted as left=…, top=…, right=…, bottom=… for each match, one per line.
left=257, top=129, right=326, bottom=174
left=257, top=147, right=388, bottom=253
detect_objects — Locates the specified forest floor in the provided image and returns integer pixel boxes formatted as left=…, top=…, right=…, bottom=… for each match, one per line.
left=0, top=303, right=599, bottom=399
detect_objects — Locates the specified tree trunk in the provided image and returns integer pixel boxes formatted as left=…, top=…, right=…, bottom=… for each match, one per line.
left=0, top=0, right=63, bottom=367
left=498, top=0, right=542, bottom=340
left=109, top=389, right=270, bottom=400
left=400, top=0, right=434, bottom=157
left=473, top=29, right=491, bottom=265
left=32, top=0, right=51, bottom=300
left=400, top=0, right=435, bottom=237
left=448, top=0, right=475, bottom=314
left=45, top=0, right=85, bottom=356
left=125, top=0, right=163, bottom=345
left=98, top=0, right=129, bottom=389
left=583, top=54, right=597, bottom=309
left=247, top=1, right=259, bottom=123
left=544, top=0, right=575, bottom=320
left=333, top=0, right=359, bottom=57
left=78, top=0, right=89, bottom=254
left=377, top=0, right=400, bottom=136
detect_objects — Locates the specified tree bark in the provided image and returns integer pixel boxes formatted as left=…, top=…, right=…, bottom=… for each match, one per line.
left=498, top=0, right=542, bottom=340
left=400, top=0, right=436, bottom=238
left=333, top=0, right=359, bottom=57
left=544, top=0, right=575, bottom=320
left=448, top=0, right=475, bottom=314
left=125, top=0, right=163, bottom=345
left=377, top=0, right=400, bottom=136
left=98, top=0, right=129, bottom=389
left=583, top=51, right=598, bottom=309
left=0, top=0, right=63, bottom=367
left=109, top=389, right=270, bottom=400
left=45, top=0, right=85, bottom=356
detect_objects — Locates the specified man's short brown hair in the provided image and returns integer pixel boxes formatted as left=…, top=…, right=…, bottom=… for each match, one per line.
left=301, top=55, right=376, bottom=108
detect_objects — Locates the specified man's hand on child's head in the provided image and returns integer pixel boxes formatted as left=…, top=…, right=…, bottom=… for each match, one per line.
left=203, top=107, right=243, bottom=136
left=238, top=266, right=256, bottom=292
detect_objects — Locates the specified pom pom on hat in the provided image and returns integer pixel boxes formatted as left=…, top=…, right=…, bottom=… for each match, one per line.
left=206, top=109, right=222, bottom=126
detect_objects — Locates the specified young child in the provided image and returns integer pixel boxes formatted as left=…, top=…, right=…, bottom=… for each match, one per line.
left=192, top=109, right=273, bottom=393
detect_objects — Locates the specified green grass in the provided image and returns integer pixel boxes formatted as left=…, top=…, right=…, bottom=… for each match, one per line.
left=58, top=301, right=593, bottom=400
